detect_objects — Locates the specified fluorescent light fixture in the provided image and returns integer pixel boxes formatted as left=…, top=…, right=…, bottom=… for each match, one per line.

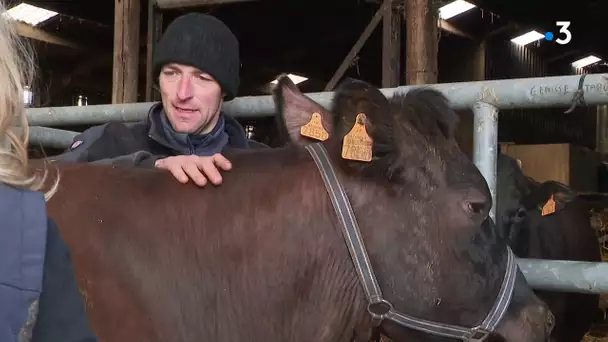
left=270, top=73, right=308, bottom=85
left=571, top=55, right=601, bottom=69
left=23, top=86, right=32, bottom=105
left=510, top=30, right=545, bottom=46
left=438, top=0, right=476, bottom=20
left=3, top=3, right=58, bottom=26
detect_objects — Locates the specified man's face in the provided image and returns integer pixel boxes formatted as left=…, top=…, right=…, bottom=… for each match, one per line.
left=159, top=63, right=224, bottom=134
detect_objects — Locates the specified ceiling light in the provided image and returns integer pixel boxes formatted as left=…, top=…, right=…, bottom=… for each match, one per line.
left=510, top=31, right=545, bottom=46
left=3, top=3, right=58, bottom=26
left=571, top=55, right=601, bottom=69
left=270, top=73, right=308, bottom=85
left=438, top=0, right=476, bottom=20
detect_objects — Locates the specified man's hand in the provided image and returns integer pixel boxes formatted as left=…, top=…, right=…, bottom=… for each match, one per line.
left=154, top=154, right=232, bottom=186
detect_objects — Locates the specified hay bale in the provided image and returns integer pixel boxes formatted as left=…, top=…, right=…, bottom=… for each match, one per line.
left=584, top=336, right=608, bottom=341
left=583, top=209, right=608, bottom=341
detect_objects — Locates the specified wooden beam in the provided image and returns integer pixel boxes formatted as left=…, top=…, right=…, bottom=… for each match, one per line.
left=112, top=0, right=141, bottom=104
left=324, top=0, right=388, bottom=91
left=405, top=0, right=438, bottom=85
left=382, top=3, right=402, bottom=87
left=145, top=1, right=163, bottom=102
left=145, top=0, right=155, bottom=102
left=439, top=19, right=475, bottom=40
left=14, top=21, right=82, bottom=49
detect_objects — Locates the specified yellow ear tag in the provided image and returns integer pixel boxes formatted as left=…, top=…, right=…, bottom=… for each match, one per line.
left=341, top=113, right=373, bottom=162
left=300, top=112, right=329, bottom=141
left=541, top=195, right=556, bottom=216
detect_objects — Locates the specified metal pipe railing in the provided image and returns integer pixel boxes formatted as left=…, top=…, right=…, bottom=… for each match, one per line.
left=25, top=73, right=608, bottom=126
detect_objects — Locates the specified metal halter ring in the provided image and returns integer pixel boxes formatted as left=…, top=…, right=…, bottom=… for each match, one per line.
left=463, top=327, right=491, bottom=342
left=367, top=299, right=393, bottom=326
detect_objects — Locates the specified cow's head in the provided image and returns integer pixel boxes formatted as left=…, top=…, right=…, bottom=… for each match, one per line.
left=495, top=153, right=578, bottom=252
left=272, top=75, right=554, bottom=341
left=506, top=177, right=579, bottom=257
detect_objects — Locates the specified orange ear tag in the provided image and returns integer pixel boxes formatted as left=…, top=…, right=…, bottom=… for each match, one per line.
left=300, top=112, right=329, bottom=141
left=341, top=113, right=373, bottom=162
left=541, top=195, right=556, bottom=216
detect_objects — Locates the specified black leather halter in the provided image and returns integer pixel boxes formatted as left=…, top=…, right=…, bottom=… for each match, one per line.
left=305, top=142, right=517, bottom=341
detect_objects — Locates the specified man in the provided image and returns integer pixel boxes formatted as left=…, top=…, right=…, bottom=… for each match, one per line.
left=55, top=13, right=267, bottom=186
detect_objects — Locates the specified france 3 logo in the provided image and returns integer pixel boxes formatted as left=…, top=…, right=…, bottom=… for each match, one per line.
left=544, top=21, right=572, bottom=45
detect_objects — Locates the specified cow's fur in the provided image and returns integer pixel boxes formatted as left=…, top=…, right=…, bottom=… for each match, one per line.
left=31, top=77, right=553, bottom=342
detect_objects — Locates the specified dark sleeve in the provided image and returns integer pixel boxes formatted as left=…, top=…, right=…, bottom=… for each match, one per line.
left=50, top=124, right=110, bottom=162
left=52, top=121, right=164, bottom=168
left=88, top=151, right=164, bottom=168
left=31, top=218, right=98, bottom=342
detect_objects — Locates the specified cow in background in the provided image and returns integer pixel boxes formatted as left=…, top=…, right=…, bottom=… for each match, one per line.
left=496, top=152, right=601, bottom=342
left=451, top=108, right=601, bottom=342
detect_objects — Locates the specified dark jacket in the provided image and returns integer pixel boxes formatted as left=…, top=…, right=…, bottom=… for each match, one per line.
left=32, top=219, right=98, bottom=342
left=54, top=102, right=267, bottom=166
left=0, top=183, right=97, bottom=342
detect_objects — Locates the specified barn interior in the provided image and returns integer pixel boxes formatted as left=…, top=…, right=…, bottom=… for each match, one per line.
left=13, top=0, right=608, bottom=151
left=5, top=0, right=608, bottom=339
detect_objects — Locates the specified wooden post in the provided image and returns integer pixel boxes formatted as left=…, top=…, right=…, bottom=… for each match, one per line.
left=405, top=0, right=438, bottom=85
left=145, top=0, right=163, bottom=102
left=112, top=0, right=141, bottom=104
left=382, top=2, right=402, bottom=87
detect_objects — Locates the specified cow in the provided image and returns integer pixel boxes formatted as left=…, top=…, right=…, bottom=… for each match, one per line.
left=33, top=75, right=554, bottom=342
left=495, top=152, right=601, bottom=342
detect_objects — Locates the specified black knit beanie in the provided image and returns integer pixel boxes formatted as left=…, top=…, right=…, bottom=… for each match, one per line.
left=153, top=13, right=240, bottom=101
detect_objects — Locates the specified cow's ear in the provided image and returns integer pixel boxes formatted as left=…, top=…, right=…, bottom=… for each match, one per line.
left=552, top=189, right=576, bottom=211
left=542, top=181, right=576, bottom=214
left=272, top=74, right=333, bottom=146
left=537, top=192, right=576, bottom=217
left=520, top=181, right=576, bottom=216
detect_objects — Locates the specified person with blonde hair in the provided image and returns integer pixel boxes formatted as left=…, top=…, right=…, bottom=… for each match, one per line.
left=0, top=1, right=97, bottom=341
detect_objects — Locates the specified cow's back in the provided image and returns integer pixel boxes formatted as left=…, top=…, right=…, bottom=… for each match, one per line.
left=40, top=149, right=366, bottom=342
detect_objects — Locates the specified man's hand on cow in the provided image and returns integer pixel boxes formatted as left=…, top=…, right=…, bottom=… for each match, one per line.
left=154, top=154, right=232, bottom=187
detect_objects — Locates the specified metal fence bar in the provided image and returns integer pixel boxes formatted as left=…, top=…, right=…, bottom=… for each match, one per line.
left=472, top=101, right=499, bottom=220
left=25, top=126, right=78, bottom=149
left=26, top=73, right=608, bottom=126
left=517, top=258, right=608, bottom=295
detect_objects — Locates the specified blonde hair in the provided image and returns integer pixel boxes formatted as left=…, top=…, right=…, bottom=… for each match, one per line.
left=0, top=1, right=58, bottom=200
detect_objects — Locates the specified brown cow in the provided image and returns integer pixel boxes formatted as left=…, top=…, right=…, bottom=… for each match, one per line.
left=35, top=76, right=554, bottom=342
left=496, top=153, right=601, bottom=342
